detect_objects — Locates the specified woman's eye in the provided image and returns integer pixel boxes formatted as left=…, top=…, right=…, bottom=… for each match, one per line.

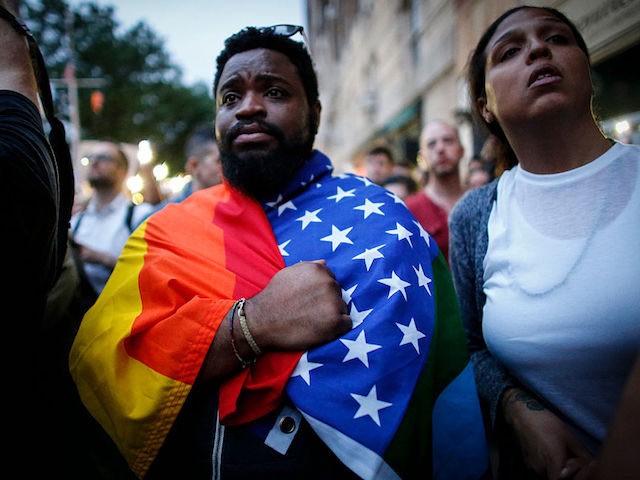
left=548, top=34, right=569, bottom=45
left=500, top=47, right=519, bottom=61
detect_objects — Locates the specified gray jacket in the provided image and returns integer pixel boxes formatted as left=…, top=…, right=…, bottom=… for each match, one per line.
left=448, top=179, right=519, bottom=425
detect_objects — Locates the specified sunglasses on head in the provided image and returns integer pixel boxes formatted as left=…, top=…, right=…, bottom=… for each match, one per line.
left=259, top=24, right=311, bottom=55
left=85, top=153, right=116, bottom=164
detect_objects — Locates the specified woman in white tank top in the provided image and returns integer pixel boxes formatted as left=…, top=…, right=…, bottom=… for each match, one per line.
left=449, top=6, right=640, bottom=480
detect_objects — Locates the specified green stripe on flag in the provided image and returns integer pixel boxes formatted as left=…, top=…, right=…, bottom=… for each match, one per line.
left=385, top=251, right=472, bottom=478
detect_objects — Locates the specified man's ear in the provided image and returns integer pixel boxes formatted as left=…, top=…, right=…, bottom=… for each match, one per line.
left=185, top=156, right=199, bottom=176
left=416, top=149, right=428, bottom=171
left=312, top=101, right=321, bottom=134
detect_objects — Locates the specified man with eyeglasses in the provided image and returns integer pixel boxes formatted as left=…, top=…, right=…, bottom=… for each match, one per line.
left=70, top=26, right=489, bottom=479
left=70, top=141, right=155, bottom=295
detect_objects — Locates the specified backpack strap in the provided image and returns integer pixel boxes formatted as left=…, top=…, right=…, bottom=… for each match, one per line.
left=72, top=211, right=84, bottom=235
left=72, top=201, right=137, bottom=236
left=125, top=202, right=136, bottom=233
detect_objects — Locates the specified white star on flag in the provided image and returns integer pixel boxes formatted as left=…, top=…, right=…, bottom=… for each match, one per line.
left=321, top=225, right=354, bottom=251
left=342, top=284, right=358, bottom=304
left=349, top=301, right=373, bottom=328
left=351, top=385, right=392, bottom=426
left=352, top=244, right=385, bottom=271
left=277, top=200, right=297, bottom=216
left=386, top=191, right=404, bottom=204
left=265, top=194, right=282, bottom=209
left=413, top=220, right=431, bottom=247
left=413, top=264, right=432, bottom=296
left=354, top=176, right=374, bottom=187
left=278, top=239, right=291, bottom=256
left=378, top=271, right=411, bottom=300
left=354, top=199, right=385, bottom=219
left=341, top=330, right=382, bottom=367
left=327, top=186, right=356, bottom=203
left=386, top=222, right=414, bottom=247
left=291, top=352, right=323, bottom=385
left=296, top=208, right=323, bottom=230
left=396, top=318, right=427, bottom=353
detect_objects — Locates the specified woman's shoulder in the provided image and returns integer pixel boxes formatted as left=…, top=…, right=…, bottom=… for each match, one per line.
left=451, top=180, right=498, bottom=224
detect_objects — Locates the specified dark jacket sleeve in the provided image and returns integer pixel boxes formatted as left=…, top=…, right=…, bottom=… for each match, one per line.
left=449, top=181, right=519, bottom=427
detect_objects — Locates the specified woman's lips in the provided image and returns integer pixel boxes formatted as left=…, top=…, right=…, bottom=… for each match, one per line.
left=528, top=65, right=562, bottom=88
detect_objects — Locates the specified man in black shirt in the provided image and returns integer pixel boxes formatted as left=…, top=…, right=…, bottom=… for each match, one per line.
left=1, top=0, right=76, bottom=474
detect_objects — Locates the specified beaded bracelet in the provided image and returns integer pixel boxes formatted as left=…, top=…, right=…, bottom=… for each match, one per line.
left=237, top=298, right=262, bottom=356
left=229, top=299, right=256, bottom=368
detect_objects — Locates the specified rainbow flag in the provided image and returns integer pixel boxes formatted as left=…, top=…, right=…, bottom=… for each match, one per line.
left=70, top=151, right=488, bottom=479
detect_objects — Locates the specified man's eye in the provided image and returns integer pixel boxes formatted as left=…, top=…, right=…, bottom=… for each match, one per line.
left=221, top=92, right=239, bottom=105
left=266, top=88, right=285, bottom=98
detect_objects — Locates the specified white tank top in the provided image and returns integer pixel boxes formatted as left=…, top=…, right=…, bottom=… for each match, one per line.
left=482, top=142, right=640, bottom=452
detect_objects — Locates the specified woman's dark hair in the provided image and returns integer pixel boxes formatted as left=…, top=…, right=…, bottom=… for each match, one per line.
left=213, top=27, right=319, bottom=109
left=467, top=6, right=590, bottom=172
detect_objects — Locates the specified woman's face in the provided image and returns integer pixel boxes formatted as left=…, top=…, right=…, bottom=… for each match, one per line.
left=479, top=8, right=592, bottom=130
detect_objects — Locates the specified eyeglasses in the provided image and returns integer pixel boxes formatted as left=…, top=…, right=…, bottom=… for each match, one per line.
left=85, top=153, right=116, bottom=164
left=260, top=24, right=312, bottom=56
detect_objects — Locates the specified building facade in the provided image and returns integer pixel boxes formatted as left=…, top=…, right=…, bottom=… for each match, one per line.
left=306, top=0, right=640, bottom=174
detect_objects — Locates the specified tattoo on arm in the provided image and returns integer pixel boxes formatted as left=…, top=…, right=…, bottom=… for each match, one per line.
left=507, top=390, right=546, bottom=411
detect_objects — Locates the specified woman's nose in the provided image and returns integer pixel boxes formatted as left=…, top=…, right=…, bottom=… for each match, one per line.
left=527, top=38, right=552, bottom=63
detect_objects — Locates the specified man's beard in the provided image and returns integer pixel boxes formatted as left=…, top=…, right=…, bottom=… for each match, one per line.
left=87, top=176, right=115, bottom=189
left=220, top=116, right=315, bottom=201
left=430, top=160, right=459, bottom=178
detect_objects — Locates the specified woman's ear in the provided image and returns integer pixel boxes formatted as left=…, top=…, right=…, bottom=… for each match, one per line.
left=478, top=97, right=494, bottom=124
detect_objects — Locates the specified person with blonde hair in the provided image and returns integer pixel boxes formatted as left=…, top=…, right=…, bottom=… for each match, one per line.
left=405, top=119, right=467, bottom=262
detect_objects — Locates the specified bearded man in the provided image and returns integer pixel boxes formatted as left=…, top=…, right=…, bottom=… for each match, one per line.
left=70, top=26, right=488, bottom=480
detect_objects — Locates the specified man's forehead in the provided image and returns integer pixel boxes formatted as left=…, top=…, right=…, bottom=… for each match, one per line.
left=218, top=49, right=298, bottom=85
left=91, top=143, right=116, bottom=155
left=424, top=124, right=457, bottom=142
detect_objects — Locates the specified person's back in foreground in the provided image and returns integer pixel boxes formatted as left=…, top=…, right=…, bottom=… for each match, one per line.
left=70, top=24, right=489, bottom=480
left=1, top=0, right=78, bottom=472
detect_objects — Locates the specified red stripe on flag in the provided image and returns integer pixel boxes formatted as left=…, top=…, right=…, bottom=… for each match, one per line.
left=216, top=187, right=302, bottom=425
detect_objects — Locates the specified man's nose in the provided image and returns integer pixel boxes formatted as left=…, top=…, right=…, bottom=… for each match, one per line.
left=236, top=91, right=266, bottom=118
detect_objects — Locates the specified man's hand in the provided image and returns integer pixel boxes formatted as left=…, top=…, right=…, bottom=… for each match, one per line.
left=246, top=260, right=352, bottom=351
left=502, top=388, right=593, bottom=480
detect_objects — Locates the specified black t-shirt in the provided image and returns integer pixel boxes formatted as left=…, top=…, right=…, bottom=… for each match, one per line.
left=0, top=89, right=79, bottom=474
left=0, top=90, right=61, bottom=321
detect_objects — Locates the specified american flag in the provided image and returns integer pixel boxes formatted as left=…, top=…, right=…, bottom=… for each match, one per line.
left=262, top=151, right=440, bottom=476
